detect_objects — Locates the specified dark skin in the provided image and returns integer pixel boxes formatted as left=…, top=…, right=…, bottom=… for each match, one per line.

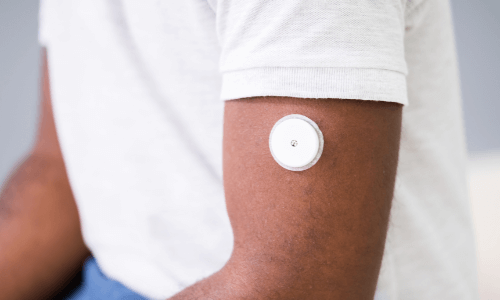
left=0, top=51, right=90, bottom=300
left=170, top=98, right=402, bottom=299
left=0, top=51, right=402, bottom=299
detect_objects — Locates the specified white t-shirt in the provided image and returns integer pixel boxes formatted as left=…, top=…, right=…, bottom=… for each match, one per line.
left=39, top=0, right=478, bottom=299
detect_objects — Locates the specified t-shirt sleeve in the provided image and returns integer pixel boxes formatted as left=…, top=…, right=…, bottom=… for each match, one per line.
left=38, top=0, right=75, bottom=48
left=38, top=0, right=58, bottom=47
left=214, top=0, right=408, bottom=105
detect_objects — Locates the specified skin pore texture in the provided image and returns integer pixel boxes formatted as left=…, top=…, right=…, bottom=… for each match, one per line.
left=170, top=97, right=402, bottom=299
left=0, top=52, right=90, bottom=300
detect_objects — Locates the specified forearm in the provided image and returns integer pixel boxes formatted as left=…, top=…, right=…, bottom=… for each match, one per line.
left=169, top=258, right=289, bottom=300
left=168, top=265, right=235, bottom=300
left=0, top=153, right=89, bottom=300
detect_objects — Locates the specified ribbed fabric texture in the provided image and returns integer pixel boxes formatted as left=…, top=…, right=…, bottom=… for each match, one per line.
left=215, top=0, right=408, bottom=105
left=221, top=67, right=408, bottom=105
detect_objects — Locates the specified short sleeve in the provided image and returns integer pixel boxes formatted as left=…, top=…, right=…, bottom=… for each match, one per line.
left=38, top=0, right=73, bottom=47
left=214, top=0, right=408, bottom=105
left=38, top=0, right=55, bottom=46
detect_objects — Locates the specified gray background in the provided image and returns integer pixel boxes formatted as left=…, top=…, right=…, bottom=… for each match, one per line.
left=0, top=1, right=499, bottom=180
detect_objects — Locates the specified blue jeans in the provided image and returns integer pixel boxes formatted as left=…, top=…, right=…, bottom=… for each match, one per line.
left=65, top=257, right=149, bottom=300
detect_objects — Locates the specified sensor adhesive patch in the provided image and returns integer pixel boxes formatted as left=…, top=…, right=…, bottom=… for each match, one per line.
left=269, top=114, right=324, bottom=171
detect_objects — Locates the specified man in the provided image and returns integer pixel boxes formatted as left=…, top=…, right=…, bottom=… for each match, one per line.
left=0, top=0, right=478, bottom=299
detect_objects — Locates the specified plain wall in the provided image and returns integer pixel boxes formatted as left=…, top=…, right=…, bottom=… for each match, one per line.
left=0, top=0, right=40, bottom=182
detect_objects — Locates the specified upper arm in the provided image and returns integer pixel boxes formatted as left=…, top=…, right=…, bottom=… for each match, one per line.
left=214, top=2, right=407, bottom=297
left=0, top=50, right=89, bottom=300
left=222, top=96, right=402, bottom=299
left=32, top=49, right=63, bottom=160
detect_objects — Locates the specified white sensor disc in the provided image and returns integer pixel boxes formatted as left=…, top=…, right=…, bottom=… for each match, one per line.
left=269, top=114, right=323, bottom=171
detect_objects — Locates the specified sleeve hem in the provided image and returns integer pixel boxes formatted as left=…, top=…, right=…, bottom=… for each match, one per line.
left=220, top=67, right=408, bottom=106
left=38, top=0, right=51, bottom=46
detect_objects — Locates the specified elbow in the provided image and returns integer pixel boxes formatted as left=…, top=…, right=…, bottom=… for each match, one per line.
left=219, top=237, right=340, bottom=299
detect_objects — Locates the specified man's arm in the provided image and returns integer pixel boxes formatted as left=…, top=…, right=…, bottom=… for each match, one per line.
left=0, top=51, right=90, bottom=299
left=171, top=96, right=402, bottom=299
